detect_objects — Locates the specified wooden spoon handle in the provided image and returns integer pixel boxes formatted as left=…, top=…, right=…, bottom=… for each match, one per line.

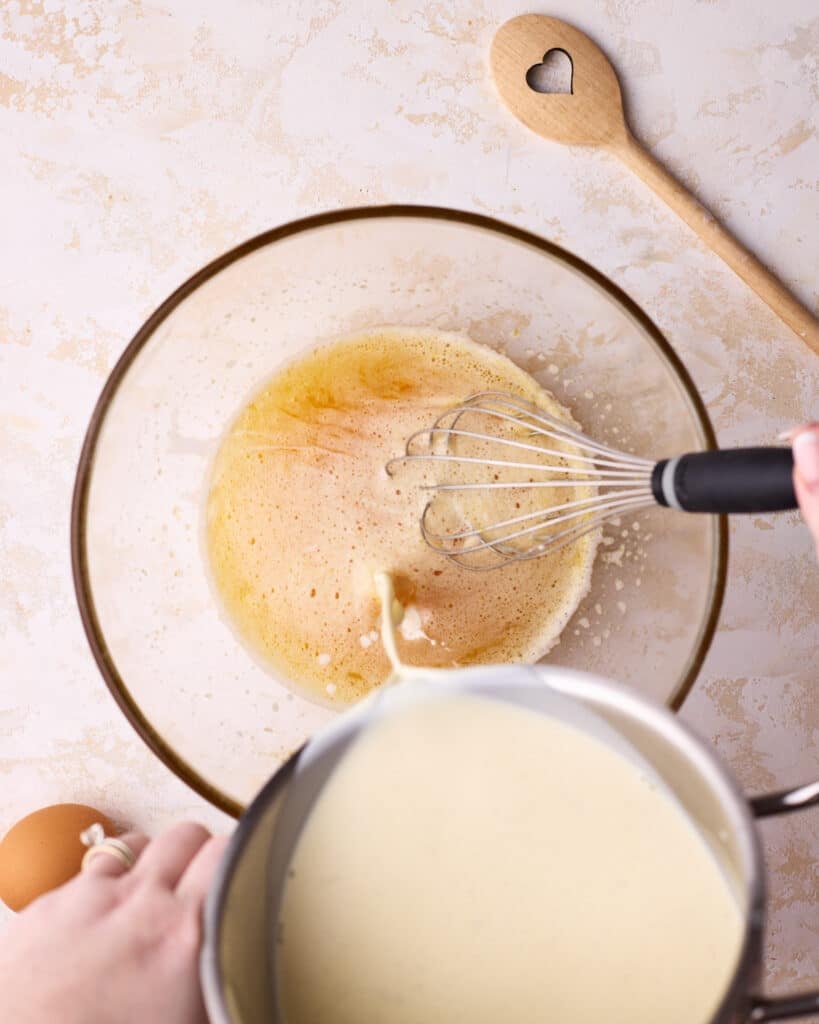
left=616, top=133, right=819, bottom=353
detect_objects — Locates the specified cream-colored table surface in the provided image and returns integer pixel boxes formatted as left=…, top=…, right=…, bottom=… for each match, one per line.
left=1, top=0, right=817, bottom=1002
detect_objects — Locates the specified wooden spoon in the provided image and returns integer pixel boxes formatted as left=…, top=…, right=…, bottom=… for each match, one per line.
left=491, top=14, right=819, bottom=354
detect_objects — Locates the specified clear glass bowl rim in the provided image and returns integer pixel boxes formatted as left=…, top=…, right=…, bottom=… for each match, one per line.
left=70, top=204, right=728, bottom=818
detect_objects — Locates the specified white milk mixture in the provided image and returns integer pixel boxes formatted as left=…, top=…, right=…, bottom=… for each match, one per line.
left=276, top=693, right=744, bottom=1024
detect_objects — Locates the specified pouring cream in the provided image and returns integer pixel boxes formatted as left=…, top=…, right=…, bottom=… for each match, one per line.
left=274, top=575, right=744, bottom=1024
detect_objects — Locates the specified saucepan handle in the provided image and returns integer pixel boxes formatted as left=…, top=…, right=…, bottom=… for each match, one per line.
left=750, top=781, right=819, bottom=819
left=746, top=782, right=819, bottom=1021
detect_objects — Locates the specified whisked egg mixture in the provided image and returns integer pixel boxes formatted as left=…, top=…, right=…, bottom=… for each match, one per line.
left=205, top=327, right=597, bottom=705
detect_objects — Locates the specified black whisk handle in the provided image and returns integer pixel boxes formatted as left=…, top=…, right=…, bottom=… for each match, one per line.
left=651, top=448, right=796, bottom=514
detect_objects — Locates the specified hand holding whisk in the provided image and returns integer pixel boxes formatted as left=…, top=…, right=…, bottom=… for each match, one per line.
left=386, top=391, right=796, bottom=571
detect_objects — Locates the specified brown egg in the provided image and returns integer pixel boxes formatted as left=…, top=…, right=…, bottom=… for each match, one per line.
left=0, top=804, right=116, bottom=912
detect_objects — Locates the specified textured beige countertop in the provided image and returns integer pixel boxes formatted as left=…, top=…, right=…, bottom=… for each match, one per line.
left=1, top=0, right=817, bottom=1007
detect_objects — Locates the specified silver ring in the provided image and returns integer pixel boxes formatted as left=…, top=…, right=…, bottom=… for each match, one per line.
left=80, top=823, right=137, bottom=872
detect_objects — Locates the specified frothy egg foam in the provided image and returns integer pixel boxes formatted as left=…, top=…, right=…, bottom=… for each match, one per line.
left=205, top=327, right=597, bottom=706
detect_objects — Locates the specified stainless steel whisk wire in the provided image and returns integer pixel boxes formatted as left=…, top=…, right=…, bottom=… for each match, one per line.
left=386, top=392, right=657, bottom=570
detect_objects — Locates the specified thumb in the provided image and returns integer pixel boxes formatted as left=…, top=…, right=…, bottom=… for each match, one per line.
left=792, top=426, right=819, bottom=561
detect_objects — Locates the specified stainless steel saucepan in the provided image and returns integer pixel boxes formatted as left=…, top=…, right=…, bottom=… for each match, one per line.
left=201, top=665, right=819, bottom=1023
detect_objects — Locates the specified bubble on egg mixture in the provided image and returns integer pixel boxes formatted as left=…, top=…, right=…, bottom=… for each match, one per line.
left=205, top=327, right=598, bottom=707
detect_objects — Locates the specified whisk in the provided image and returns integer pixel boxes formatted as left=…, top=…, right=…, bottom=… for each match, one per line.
left=386, top=391, right=796, bottom=570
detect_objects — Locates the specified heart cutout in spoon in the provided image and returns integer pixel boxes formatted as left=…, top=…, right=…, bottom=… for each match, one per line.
left=491, top=15, right=625, bottom=146
left=526, top=48, right=573, bottom=94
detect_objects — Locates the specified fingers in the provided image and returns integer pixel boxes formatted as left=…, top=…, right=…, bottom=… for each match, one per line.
left=82, top=831, right=150, bottom=879
left=792, top=426, right=819, bottom=561
left=175, top=835, right=230, bottom=910
left=131, top=822, right=213, bottom=890
left=794, top=473, right=819, bottom=562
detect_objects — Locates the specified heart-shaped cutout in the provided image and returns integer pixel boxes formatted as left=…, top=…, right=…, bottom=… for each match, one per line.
left=526, top=48, right=573, bottom=95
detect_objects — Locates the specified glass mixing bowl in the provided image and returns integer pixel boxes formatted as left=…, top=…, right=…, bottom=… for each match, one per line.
left=72, top=207, right=726, bottom=816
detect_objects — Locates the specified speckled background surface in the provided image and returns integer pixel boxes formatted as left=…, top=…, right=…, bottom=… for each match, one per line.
left=1, top=0, right=817, bottom=1005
